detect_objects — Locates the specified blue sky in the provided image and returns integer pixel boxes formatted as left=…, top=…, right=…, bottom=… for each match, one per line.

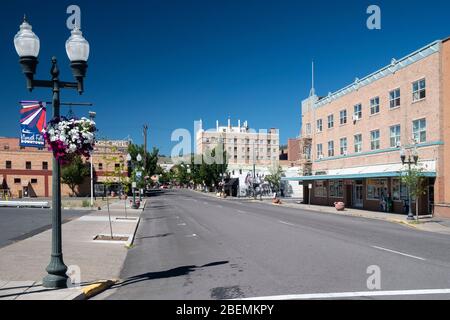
left=0, top=0, right=449, bottom=155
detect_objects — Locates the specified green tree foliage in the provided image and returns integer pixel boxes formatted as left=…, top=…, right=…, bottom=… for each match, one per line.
left=61, top=155, right=90, bottom=197
left=265, top=165, right=285, bottom=193
left=128, top=144, right=160, bottom=177
left=187, top=147, right=228, bottom=189
left=401, top=166, right=427, bottom=218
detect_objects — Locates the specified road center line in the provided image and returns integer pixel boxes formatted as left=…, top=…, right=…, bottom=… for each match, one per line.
left=372, top=246, right=426, bottom=261
left=236, top=288, right=450, bottom=300
left=279, top=220, right=296, bottom=227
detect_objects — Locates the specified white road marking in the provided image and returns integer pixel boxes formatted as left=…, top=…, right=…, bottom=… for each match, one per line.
left=372, top=246, right=426, bottom=261
left=178, top=223, right=187, bottom=226
left=186, top=234, right=197, bottom=238
left=217, top=205, right=223, bottom=208
left=236, top=289, right=450, bottom=300
left=279, top=220, right=296, bottom=227
left=237, top=210, right=247, bottom=214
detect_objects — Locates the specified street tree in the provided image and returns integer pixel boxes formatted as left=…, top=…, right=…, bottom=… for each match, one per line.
left=61, top=154, right=90, bottom=197
left=265, top=165, right=285, bottom=194
left=401, top=166, right=427, bottom=219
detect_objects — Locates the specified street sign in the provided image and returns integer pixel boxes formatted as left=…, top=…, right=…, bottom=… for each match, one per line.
left=132, top=182, right=137, bottom=188
left=308, top=184, right=313, bottom=189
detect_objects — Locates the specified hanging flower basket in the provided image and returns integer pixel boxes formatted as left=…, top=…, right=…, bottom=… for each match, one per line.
left=43, top=116, right=96, bottom=164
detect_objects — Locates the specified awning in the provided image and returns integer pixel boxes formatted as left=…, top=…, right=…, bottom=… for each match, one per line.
left=283, top=161, right=436, bottom=182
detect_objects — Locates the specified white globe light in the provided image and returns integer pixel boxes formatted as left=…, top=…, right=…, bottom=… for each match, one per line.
left=65, top=27, right=90, bottom=62
left=14, top=18, right=40, bottom=58
left=137, top=154, right=143, bottom=162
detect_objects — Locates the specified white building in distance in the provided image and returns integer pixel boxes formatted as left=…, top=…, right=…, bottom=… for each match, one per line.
left=196, top=119, right=280, bottom=167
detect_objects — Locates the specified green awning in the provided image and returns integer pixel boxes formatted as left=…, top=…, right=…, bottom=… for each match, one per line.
left=283, top=171, right=436, bottom=182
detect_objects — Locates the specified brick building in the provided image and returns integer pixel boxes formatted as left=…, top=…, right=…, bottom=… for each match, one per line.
left=196, top=119, right=280, bottom=166
left=286, top=37, right=450, bottom=218
left=0, top=137, right=129, bottom=198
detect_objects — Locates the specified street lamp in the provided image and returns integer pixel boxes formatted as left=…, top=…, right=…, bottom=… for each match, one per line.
left=400, top=147, right=419, bottom=221
left=14, top=17, right=90, bottom=289
left=127, top=153, right=142, bottom=209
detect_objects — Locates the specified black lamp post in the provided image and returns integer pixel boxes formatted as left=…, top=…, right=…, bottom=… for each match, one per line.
left=400, top=147, right=419, bottom=221
left=14, top=17, right=90, bottom=289
left=127, top=153, right=142, bottom=209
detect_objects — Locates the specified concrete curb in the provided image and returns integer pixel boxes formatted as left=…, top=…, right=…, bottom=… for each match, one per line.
left=125, top=216, right=141, bottom=248
left=79, top=279, right=118, bottom=300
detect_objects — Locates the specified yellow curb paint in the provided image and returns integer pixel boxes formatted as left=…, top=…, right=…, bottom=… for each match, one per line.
left=81, top=280, right=117, bottom=299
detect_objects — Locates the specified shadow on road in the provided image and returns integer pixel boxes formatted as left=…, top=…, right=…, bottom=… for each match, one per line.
left=113, top=261, right=229, bottom=289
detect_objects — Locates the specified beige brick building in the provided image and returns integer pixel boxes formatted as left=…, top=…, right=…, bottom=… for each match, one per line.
left=0, top=138, right=129, bottom=198
left=287, top=37, right=450, bottom=218
left=196, top=119, right=280, bottom=166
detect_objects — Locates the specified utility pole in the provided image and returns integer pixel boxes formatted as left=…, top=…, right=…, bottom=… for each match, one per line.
left=143, top=124, right=148, bottom=164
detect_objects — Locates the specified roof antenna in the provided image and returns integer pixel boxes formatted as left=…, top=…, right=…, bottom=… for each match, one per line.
left=309, top=60, right=316, bottom=97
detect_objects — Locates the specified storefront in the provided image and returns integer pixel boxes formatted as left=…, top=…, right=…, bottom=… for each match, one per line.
left=285, top=166, right=436, bottom=216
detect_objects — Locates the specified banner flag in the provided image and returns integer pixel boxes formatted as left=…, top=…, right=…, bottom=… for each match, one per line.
left=19, top=101, right=47, bottom=148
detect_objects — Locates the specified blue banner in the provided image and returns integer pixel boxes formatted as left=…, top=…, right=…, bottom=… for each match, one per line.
left=19, top=101, right=47, bottom=148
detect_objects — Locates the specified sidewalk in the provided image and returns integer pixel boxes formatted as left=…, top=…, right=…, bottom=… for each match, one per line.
left=193, top=190, right=450, bottom=235
left=0, top=199, right=146, bottom=300
left=265, top=199, right=450, bottom=235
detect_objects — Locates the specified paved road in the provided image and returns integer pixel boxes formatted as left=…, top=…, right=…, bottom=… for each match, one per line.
left=0, top=208, right=92, bottom=249
left=99, top=189, right=450, bottom=300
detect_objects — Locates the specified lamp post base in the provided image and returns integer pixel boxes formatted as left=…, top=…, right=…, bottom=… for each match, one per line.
left=407, top=214, right=416, bottom=221
left=43, top=254, right=68, bottom=289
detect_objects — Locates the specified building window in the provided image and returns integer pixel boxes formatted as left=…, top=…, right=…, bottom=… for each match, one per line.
left=354, top=104, right=362, bottom=120
left=328, top=141, right=334, bottom=157
left=26, top=162, right=32, bottom=170
left=314, top=180, right=327, bottom=198
left=340, top=110, right=347, bottom=125
left=316, top=119, right=323, bottom=133
left=317, top=144, right=323, bottom=158
left=14, top=178, right=21, bottom=184
left=340, top=138, right=348, bottom=155
left=412, top=79, right=426, bottom=101
left=367, top=179, right=388, bottom=200
left=3, top=145, right=9, bottom=150
left=98, top=163, right=103, bottom=171
left=6, top=161, right=12, bottom=169
left=390, top=125, right=401, bottom=148
left=329, top=180, right=344, bottom=198
left=413, top=119, right=427, bottom=143
left=390, top=88, right=401, bottom=108
left=42, top=162, right=48, bottom=170
left=370, top=97, right=380, bottom=115
left=305, top=123, right=311, bottom=135
left=327, top=114, right=334, bottom=129
left=370, top=130, right=380, bottom=150
left=354, top=134, right=362, bottom=153
left=392, top=178, right=408, bottom=201
left=31, top=179, right=38, bottom=184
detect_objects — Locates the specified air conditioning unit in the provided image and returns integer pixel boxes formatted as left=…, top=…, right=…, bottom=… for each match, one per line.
left=396, top=141, right=402, bottom=148
left=343, top=151, right=348, bottom=156
left=319, top=154, right=324, bottom=160
left=352, top=114, right=359, bottom=123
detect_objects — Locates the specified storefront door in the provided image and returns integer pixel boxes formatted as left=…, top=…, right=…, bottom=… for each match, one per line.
left=353, top=184, right=363, bottom=208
